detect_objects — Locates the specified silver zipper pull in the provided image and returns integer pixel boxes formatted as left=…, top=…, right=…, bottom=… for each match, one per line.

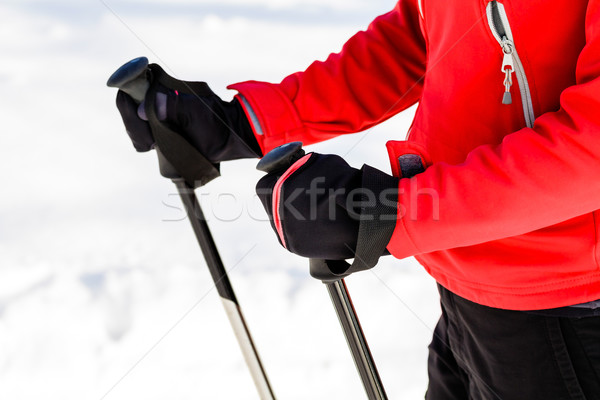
left=503, top=66, right=513, bottom=104
left=501, top=39, right=514, bottom=105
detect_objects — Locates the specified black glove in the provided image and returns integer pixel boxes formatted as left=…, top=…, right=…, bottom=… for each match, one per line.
left=256, top=152, right=400, bottom=265
left=116, top=85, right=262, bottom=162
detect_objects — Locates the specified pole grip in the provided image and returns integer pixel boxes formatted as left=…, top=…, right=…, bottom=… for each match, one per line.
left=256, top=141, right=305, bottom=173
left=107, top=57, right=180, bottom=179
left=106, top=57, right=150, bottom=102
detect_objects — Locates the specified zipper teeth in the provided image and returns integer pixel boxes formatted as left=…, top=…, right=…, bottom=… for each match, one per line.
left=486, top=1, right=535, bottom=128
left=495, top=3, right=535, bottom=127
left=486, top=5, right=502, bottom=42
left=510, top=50, right=534, bottom=127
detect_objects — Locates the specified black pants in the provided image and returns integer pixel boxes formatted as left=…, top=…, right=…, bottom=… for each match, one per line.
left=426, top=286, right=600, bottom=400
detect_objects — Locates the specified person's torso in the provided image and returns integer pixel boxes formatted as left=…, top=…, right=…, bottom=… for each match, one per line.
left=407, top=0, right=599, bottom=310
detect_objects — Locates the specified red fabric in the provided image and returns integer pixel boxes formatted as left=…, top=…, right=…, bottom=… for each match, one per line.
left=229, top=0, right=600, bottom=310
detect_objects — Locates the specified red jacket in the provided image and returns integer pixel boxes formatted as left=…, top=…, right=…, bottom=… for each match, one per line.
left=229, top=0, right=600, bottom=310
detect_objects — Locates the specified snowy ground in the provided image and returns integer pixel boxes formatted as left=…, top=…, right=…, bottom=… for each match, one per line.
left=0, top=1, right=440, bottom=398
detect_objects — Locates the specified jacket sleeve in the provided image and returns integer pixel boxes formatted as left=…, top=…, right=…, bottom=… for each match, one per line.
left=227, top=0, right=427, bottom=154
left=388, top=0, right=600, bottom=259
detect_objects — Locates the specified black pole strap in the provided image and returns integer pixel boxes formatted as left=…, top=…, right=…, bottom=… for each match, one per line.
left=309, top=169, right=399, bottom=282
left=311, top=158, right=424, bottom=282
left=144, top=64, right=221, bottom=188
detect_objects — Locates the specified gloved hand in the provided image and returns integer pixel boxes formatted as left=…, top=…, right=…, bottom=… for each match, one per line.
left=256, top=152, right=400, bottom=264
left=116, top=85, right=262, bottom=162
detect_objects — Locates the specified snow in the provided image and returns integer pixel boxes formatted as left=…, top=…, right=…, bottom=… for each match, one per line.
left=0, top=1, right=440, bottom=398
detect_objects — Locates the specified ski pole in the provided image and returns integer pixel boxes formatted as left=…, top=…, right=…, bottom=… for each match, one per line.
left=257, top=143, right=387, bottom=400
left=107, top=57, right=276, bottom=400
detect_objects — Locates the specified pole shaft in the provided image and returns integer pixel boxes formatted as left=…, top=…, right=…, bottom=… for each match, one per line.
left=326, top=280, right=387, bottom=400
left=174, top=179, right=276, bottom=399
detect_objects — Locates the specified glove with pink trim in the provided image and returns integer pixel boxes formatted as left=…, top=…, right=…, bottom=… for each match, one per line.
left=256, top=151, right=400, bottom=265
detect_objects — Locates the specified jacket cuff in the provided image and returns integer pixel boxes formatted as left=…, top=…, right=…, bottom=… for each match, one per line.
left=384, top=140, right=431, bottom=259
left=228, top=81, right=307, bottom=154
left=386, top=191, right=423, bottom=259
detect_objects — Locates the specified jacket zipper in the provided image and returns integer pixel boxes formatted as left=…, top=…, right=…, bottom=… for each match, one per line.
left=486, top=1, right=535, bottom=128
